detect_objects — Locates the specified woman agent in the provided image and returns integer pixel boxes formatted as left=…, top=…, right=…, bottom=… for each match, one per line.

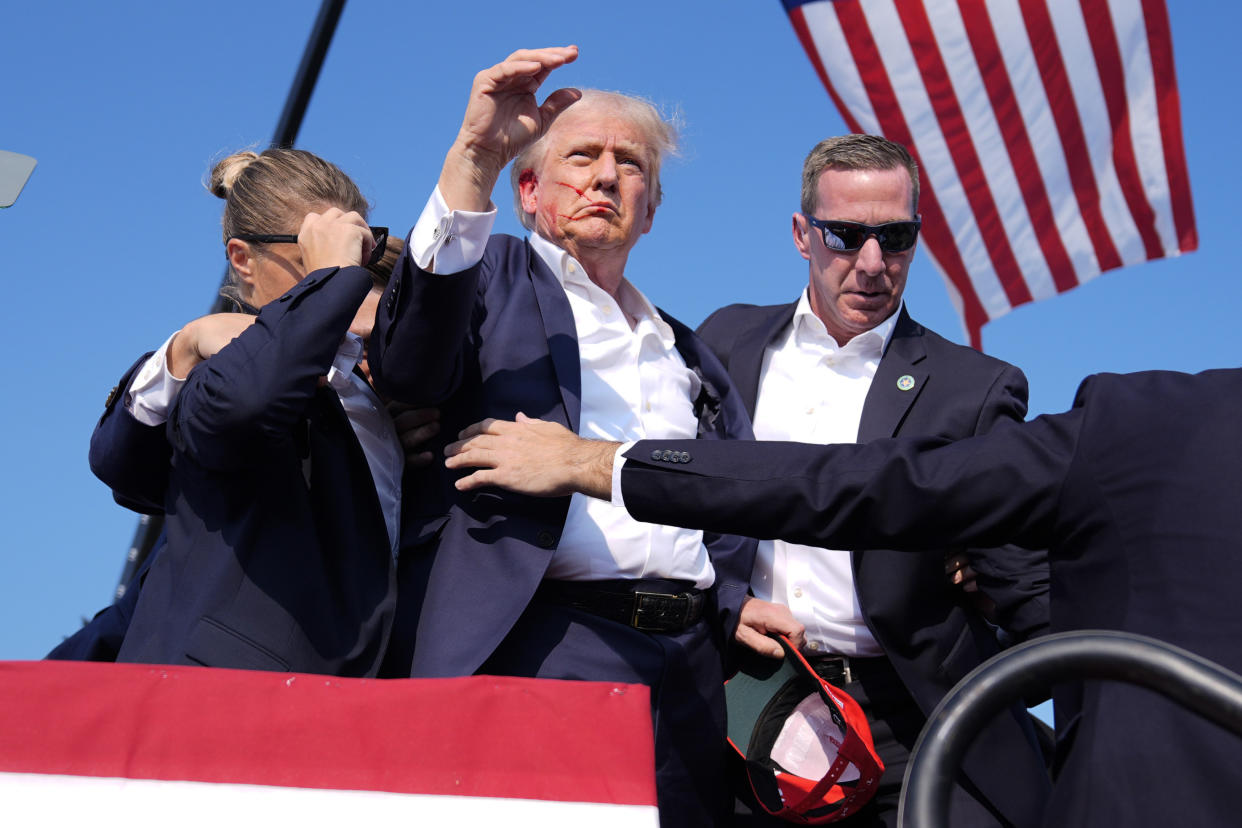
left=109, top=149, right=402, bottom=675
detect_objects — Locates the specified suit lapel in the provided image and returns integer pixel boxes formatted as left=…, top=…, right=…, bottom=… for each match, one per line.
left=525, top=242, right=583, bottom=433
left=306, top=388, right=389, bottom=554
left=858, top=307, right=929, bottom=442
left=732, top=303, right=797, bottom=419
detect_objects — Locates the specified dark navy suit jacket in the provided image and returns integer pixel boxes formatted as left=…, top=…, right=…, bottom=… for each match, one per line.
left=111, top=265, right=396, bottom=675
left=88, top=351, right=171, bottom=516
left=621, top=368, right=1242, bottom=827
left=696, top=302, right=1050, bottom=826
left=371, top=234, right=756, bottom=679
left=48, top=353, right=173, bottom=662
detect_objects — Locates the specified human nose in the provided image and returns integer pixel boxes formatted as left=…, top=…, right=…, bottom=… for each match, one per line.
left=855, top=236, right=886, bottom=277
left=591, top=152, right=619, bottom=190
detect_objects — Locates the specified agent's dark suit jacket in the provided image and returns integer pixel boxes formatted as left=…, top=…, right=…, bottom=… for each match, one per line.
left=697, top=302, right=1050, bottom=826
left=371, top=234, right=756, bottom=679
left=48, top=354, right=173, bottom=661
left=621, top=367, right=1242, bottom=827
left=88, top=351, right=171, bottom=516
left=113, top=265, right=396, bottom=676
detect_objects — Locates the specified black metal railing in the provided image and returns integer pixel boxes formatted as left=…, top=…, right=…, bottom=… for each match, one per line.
left=898, top=629, right=1242, bottom=827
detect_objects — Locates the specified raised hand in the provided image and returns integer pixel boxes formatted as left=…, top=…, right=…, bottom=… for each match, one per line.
left=299, top=207, right=374, bottom=273
left=439, top=46, right=583, bottom=212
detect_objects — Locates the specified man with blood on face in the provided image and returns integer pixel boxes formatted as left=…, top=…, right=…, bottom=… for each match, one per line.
left=368, top=46, right=766, bottom=826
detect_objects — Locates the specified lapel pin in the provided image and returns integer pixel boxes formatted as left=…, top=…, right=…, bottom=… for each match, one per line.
left=897, top=374, right=916, bottom=391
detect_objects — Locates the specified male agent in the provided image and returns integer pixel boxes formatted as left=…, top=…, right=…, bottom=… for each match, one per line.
left=696, top=134, right=1049, bottom=826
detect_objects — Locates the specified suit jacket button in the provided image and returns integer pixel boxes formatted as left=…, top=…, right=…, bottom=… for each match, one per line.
left=650, top=449, right=662, bottom=461
left=536, top=530, right=557, bottom=548
left=679, top=451, right=691, bottom=463
left=661, top=449, right=673, bottom=461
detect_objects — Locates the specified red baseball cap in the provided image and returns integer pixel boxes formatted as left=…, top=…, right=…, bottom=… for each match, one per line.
left=726, top=635, right=884, bottom=824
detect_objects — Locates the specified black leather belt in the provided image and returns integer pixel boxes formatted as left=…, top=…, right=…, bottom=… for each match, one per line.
left=535, top=578, right=705, bottom=633
left=806, top=653, right=893, bottom=686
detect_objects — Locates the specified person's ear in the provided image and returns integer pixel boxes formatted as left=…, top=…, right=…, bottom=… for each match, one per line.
left=518, top=168, right=539, bottom=218
left=641, top=197, right=657, bottom=236
left=226, top=239, right=258, bottom=289
left=792, top=214, right=812, bottom=261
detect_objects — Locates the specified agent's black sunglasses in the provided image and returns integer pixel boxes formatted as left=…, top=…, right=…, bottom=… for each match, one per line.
left=230, top=226, right=389, bottom=267
left=804, top=217, right=920, bottom=253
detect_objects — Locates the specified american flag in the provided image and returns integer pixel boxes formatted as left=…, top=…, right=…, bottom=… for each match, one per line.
left=782, top=0, right=1196, bottom=348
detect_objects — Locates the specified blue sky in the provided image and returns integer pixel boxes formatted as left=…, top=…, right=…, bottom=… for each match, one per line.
left=2, top=1, right=1238, bottom=660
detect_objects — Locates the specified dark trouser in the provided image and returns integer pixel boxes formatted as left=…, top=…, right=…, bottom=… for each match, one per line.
left=735, top=654, right=1009, bottom=827
left=481, top=589, right=730, bottom=828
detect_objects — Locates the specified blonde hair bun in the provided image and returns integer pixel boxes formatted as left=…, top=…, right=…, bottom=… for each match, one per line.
left=209, top=150, right=262, bottom=199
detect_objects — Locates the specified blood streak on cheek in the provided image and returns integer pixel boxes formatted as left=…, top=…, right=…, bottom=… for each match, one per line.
left=556, top=181, right=592, bottom=221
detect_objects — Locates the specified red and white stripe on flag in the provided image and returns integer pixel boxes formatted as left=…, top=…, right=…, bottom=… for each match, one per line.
left=782, top=0, right=1196, bottom=348
left=0, top=661, right=658, bottom=826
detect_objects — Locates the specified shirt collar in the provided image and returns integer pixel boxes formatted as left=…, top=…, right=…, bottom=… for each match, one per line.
left=530, top=231, right=584, bottom=288
left=791, top=288, right=901, bottom=358
left=529, top=232, right=675, bottom=343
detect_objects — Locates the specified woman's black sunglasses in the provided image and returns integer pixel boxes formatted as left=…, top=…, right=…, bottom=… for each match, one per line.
left=803, top=217, right=920, bottom=253
left=230, top=226, right=389, bottom=267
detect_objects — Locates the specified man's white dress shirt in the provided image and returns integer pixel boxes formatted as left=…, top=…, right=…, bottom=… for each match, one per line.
left=747, top=291, right=899, bottom=656
left=414, top=189, right=714, bottom=588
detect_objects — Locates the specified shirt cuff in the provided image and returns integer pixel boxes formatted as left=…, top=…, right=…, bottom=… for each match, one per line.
left=125, top=332, right=186, bottom=427
left=610, top=441, right=636, bottom=509
left=325, top=332, right=365, bottom=393
left=410, top=186, right=496, bottom=274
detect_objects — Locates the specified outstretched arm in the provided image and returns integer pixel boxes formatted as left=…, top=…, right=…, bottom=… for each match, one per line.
left=447, top=410, right=1080, bottom=555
